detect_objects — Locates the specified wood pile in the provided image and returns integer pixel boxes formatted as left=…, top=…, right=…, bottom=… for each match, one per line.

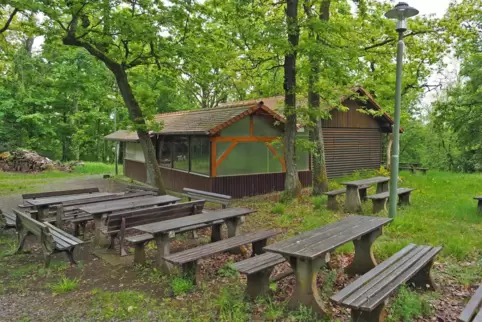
left=0, top=150, right=74, bottom=173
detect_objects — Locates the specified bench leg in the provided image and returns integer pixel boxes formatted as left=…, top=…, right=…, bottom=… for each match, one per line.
left=372, top=198, right=387, bottom=214
left=478, top=200, right=482, bottom=214
left=359, top=188, right=368, bottom=202
left=93, top=216, right=110, bottom=247
left=407, top=259, right=437, bottom=290
left=181, top=261, right=201, bottom=286
left=37, top=206, right=49, bottom=221
left=409, top=168, right=414, bottom=174
left=74, top=223, right=80, bottom=237
left=43, top=252, right=52, bottom=268
left=65, top=249, right=77, bottom=266
left=345, top=227, right=382, bottom=276
left=15, top=229, right=29, bottom=254
left=55, top=206, right=64, bottom=228
left=211, top=223, right=222, bottom=242
left=226, top=217, right=243, bottom=254
left=287, top=255, right=328, bottom=318
left=327, top=195, right=339, bottom=211
left=376, top=182, right=389, bottom=194
left=398, top=192, right=411, bottom=206
left=421, top=169, right=427, bottom=175
left=246, top=268, right=274, bottom=300
left=252, top=239, right=267, bottom=257
left=351, top=301, right=386, bottom=322
left=155, top=233, right=172, bottom=273
left=345, top=186, right=362, bottom=213
left=133, top=243, right=147, bottom=265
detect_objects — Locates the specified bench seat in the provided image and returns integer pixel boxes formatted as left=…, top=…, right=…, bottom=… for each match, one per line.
left=183, top=188, right=231, bottom=209
left=323, top=184, right=370, bottom=211
left=331, top=244, right=441, bottom=322
left=232, top=252, right=286, bottom=298
left=366, top=188, right=416, bottom=213
left=458, top=285, right=482, bottom=322
left=164, top=230, right=279, bottom=284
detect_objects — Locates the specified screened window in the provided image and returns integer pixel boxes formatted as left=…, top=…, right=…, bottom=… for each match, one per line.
left=253, top=115, right=283, bottom=136
left=173, top=136, right=189, bottom=170
left=220, top=117, right=250, bottom=136
left=190, top=136, right=210, bottom=175
left=125, top=143, right=145, bottom=162
left=158, top=137, right=172, bottom=168
left=296, top=129, right=310, bottom=171
left=216, top=142, right=283, bottom=176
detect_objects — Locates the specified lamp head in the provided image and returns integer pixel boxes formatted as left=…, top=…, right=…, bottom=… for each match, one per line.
left=385, top=2, right=419, bottom=32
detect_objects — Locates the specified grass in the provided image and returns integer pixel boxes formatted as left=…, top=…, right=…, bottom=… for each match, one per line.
left=170, top=276, right=194, bottom=296
left=0, top=162, right=120, bottom=196
left=387, top=286, right=433, bottom=321
left=50, top=276, right=80, bottom=294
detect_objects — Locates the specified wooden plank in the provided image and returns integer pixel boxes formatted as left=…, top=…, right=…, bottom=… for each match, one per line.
left=25, top=192, right=114, bottom=207
left=134, top=207, right=256, bottom=235
left=183, top=188, right=232, bottom=201
left=473, top=310, right=482, bottom=322
left=44, top=222, right=83, bottom=245
left=22, top=188, right=99, bottom=200
left=233, top=252, right=285, bottom=274
left=458, top=285, right=482, bottom=322
left=61, top=191, right=155, bottom=207
left=164, top=230, right=279, bottom=264
left=79, top=195, right=180, bottom=215
left=341, top=176, right=389, bottom=187
left=13, top=210, right=45, bottom=237
left=125, top=233, right=154, bottom=244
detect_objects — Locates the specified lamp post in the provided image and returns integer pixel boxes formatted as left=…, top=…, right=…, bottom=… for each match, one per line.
left=384, top=2, right=419, bottom=218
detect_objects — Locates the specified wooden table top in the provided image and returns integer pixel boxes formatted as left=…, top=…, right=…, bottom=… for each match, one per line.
left=78, top=195, right=180, bottom=215
left=341, top=176, right=390, bottom=187
left=474, top=196, right=482, bottom=200
left=134, top=207, right=256, bottom=235
left=264, top=216, right=392, bottom=260
left=25, top=192, right=116, bottom=207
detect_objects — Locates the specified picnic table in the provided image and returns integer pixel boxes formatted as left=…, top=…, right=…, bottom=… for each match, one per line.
left=133, top=207, right=256, bottom=272
left=78, top=195, right=180, bottom=246
left=263, top=215, right=392, bottom=316
left=25, top=192, right=116, bottom=220
left=341, top=176, right=390, bottom=213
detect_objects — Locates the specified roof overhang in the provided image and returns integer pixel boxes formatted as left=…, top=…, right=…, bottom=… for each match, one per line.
left=104, top=130, right=155, bottom=142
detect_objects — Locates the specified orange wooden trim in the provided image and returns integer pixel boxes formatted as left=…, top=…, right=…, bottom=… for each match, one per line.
left=215, top=141, right=238, bottom=168
left=211, top=136, right=279, bottom=143
left=249, top=116, right=254, bottom=136
left=265, top=142, right=286, bottom=172
left=211, top=141, right=217, bottom=177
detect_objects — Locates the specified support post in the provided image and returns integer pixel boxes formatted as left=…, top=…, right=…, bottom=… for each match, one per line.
left=345, top=185, right=362, bottom=213
left=351, top=301, right=386, bottom=322
left=345, top=228, right=382, bottom=276
left=155, top=233, right=172, bottom=273
left=211, top=223, right=222, bottom=242
left=408, top=260, right=437, bottom=290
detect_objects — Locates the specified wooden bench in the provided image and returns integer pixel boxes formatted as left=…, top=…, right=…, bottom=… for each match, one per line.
left=182, top=188, right=231, bottom=209
left=232, top=252, right=287, bottom=299
left=323, top=184, right=370, bottom=211
left=164, top=229, right=279, bottom=284
left=415, top=167, right=429, bottom=174
left=0, top=210, right=16, bottom=229
left=459, top=285, right=482, bottom=322
left=21, top=187, right=100, bottom=206
left=366, top=188, right=416, bottom=214
left=331, top=243, right=442, bottom=322
left=13, top=210, right=84, bottom=267
left=104, top=200, right=205, bottom=258
left=126, top=183, right=160, bottom=195
left=474, top=196, right=482, bottom=214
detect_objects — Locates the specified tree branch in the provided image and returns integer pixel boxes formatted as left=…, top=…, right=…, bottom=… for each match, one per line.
left=0, top=8, right=19, bottom=34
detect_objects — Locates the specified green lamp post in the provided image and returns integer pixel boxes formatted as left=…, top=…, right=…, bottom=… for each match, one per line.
left=384, top=2, right=419, bottom=218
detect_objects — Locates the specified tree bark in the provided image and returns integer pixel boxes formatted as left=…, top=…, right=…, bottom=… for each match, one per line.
left=387, top=134, right=393, bottom=171
left=283, top=0, right=301, bottom=200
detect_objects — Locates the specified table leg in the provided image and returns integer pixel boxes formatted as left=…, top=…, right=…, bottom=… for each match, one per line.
left=93, top=215, right=110, bottom=248
left=345, top=186, right=362, bottom=213
left=287, top=255, right=329, bottom=318
left=37, top=206, right=49, bottom=221
left=478, top=200, right=482, bottom=214
left=376, top=182, right=389, bottom=194
left=211, top=223, right=222, bottom=242
left=226, top=216, right=243, bottom=254
left=155, top=233, right=172, bottom=273
left=345, top=227, right=382, bottom=276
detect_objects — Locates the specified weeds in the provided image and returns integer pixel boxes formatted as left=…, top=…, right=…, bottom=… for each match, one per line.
left=387, top=286, right=432, bottom=321
left=50, top=276, right=80, bottom=294
left=312, top=197, right=324, bottom=209
left=170, top=277, right=194, bottom=296
left=217, top=261, right=239, bottom=278
left=271, top=203, right=286, bottom=215
left=216, top=286, right=250, bottom=321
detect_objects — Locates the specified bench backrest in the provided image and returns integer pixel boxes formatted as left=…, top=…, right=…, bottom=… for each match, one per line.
left=105, top=200, right=206, bottom=234
left=22, top=187, right=100, bottom=200
left=126, top=184, right=160, bottom=195
left=13, top=209, right=46, bottom=237
left=182, top=188, right=231, bottom=208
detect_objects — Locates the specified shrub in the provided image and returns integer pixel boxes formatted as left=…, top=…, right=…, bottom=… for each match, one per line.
left=50, top=276, right=80, bottom=294
left=388, top=286, right=432, bottom=321
left=271, top=203, right=285, bottom=215
left=312, top=197, right=324, bottom=210
left=170, top=277, right=193, bottom=296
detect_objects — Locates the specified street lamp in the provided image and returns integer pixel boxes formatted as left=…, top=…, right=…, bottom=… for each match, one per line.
left=384, top=2, right=419, bottom=218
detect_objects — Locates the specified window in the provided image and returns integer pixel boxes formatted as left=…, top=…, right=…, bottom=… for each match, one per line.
left=220, top=117, right=250, bottom=136
left=158, top=137, right=172, bottom=168
left=296, top=129, right=310, bottom=171
left=253, top=115, right=283, bottom=136
left=190, top=137, right=210, bottom=175
left=173, top=136, right=189, bottom=170
left=125, top=143, right=145, bottom=162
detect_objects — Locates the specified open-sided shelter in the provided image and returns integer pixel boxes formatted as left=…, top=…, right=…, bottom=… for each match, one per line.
left=105, top=87, right=398, bottom=198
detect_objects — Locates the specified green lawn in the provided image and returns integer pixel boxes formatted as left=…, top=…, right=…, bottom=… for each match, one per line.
left=0, top=169, right=480, bottom=321
left=0, top=162, right=120, bottom=196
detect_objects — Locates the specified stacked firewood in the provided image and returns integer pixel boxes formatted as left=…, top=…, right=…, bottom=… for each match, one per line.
left=0, top=150, right=73, bottom=173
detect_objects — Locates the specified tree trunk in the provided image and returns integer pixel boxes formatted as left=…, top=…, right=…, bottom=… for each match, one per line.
left=387, top=134, right=393, bottom=171
left=112, top=66, right=166, bottom=194
left=283, top=0, right=301, bottom=200
left=72, top=96, right=80, bottom=161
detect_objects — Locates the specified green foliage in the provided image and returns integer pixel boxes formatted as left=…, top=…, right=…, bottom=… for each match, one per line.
left=217, top=261, right=239, bottom=278
left=50, top=276, right=80, bottom=294
left=215, top=286, right=250, bottom=322
left=387, top=286, right=432, bottom=322
left=271, top=203, right=286, bottom=215
left=312, top=196, right=324, bottom=210
left=170, top=277, right=194, bottom=296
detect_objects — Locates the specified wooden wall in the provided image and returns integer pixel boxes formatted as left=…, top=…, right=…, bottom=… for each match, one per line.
left=322, top=99, right=382, bottom=129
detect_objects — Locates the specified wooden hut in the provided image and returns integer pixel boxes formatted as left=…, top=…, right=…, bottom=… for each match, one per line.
left=105, top=87, right=398, bottom=198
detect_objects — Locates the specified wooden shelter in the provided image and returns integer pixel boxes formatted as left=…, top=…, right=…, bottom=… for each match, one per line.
left=105, top=87, right=398, bottom=198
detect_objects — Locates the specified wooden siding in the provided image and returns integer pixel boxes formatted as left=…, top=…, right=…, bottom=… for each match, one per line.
left=124, top=159, right=147, bottom=183
left=323, top=128, right=382, bottom=177
left=322, top=100, right=380, bottom=129
left=159, top=167, right=212, bottom=192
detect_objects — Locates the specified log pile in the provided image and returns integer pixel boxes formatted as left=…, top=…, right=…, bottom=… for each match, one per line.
left=0, top=150, right=74, bottom=173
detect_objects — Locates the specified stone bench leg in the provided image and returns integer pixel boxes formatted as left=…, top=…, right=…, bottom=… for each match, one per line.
left=327, top=195, right=339, bottom=211
left=211, top=223, right=222, bottom=242
left=226, top=217, right=243, bottom=254
left=287, top=254, right=329, bottom=318
left=252, top=239, right=267, bottom=256
left=376, top=182, right=389, bottom=194
left=345, top=227, right=382, bottom=276
left=359, top=188, right=368, bottom=202
left=181, top=261, right=201, bottom=286
left=345, top=186, right=362, bottom=213
left=372, top=198, right=387, bottom=214
left=246, top=267, right=274, bottom=300
left=398, top=192, right=411, bottom=206
left=408, top=259, right=437, bottom=290
left=351, top=301, right=386, bottom=322
left=133, top=242, right=147, bottom=265
left=155, top=233, right=172, bottom=273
